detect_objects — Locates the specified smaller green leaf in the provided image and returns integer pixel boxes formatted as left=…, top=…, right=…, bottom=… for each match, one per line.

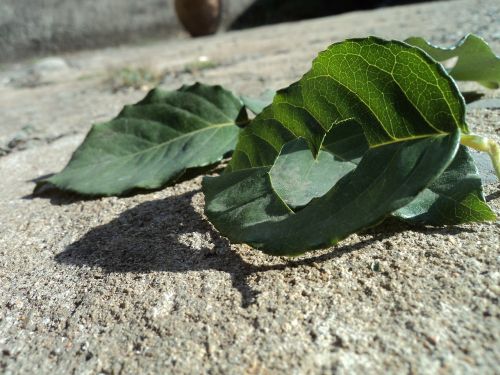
left=394, top=146, right=496, bottom=225
left=405, top=34, right=500, bottom=89
left=35, top=83, right=247, bottom=196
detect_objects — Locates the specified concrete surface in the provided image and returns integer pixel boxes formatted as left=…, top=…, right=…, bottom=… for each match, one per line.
left=0, top=0, right=499, bottom=373
left=0, top=0, right=254, bottom=62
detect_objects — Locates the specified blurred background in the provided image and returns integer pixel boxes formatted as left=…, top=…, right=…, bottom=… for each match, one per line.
left=0, top=0, right=441, bottom=63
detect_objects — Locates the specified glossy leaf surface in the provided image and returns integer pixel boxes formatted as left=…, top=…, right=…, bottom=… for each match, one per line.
left=204, top=37, right=472, bottom=255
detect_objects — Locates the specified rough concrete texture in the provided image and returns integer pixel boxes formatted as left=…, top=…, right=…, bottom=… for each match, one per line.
left=0, top=0, right=499, bottom=373
left=0, top=0, right=254, bottom=62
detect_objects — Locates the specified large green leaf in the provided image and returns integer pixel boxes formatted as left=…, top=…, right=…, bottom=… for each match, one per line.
left=269, top=123, right=495, bottom=226
left=204, top=132, right=460, bottom=255
left=35, top=83, right=247, bottom=196
left=269, top=128, right=496, bottom=225
left=204, top=37, right=472, bottom=255
left=405, top=34, right=500, bottom=89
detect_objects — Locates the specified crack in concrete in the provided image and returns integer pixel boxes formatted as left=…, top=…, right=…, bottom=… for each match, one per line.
left=0, top=131, right=80, bottom=158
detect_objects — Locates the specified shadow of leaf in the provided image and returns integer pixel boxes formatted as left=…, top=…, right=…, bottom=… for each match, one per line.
left=55, top=190, right=384, bottom=307
left=56, top=189, right=479, bottom=307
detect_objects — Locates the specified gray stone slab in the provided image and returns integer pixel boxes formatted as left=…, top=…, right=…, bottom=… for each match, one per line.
left=0, top=1, right=499, bottom=373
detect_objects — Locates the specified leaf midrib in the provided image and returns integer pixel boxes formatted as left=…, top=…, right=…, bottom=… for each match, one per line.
left=69, top=122, right=238, bottom=170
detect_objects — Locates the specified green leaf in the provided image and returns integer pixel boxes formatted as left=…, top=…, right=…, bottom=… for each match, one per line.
left=204, top=132, right=460, bottom=255
left=35, top=83, right=247, bottom=196
left=267, top=122, right=495, bottom=226
left=405, top=34, right=500, bottom=89
left=394, top=146, right=496, bottom=225
left=204, top=37, right=469, bottom=256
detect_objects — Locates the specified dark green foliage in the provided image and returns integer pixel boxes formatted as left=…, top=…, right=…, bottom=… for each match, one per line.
left=203, top=37, right=495, bottom=255
left=35, top=83, right=247, bottom=196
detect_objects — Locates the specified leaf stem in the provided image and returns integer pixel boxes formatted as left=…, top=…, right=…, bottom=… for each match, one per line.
left=461, top=134, right=500, bottom=180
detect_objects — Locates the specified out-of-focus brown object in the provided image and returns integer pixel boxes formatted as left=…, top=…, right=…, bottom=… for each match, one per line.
left=174, top=0, right=222, bottom=37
